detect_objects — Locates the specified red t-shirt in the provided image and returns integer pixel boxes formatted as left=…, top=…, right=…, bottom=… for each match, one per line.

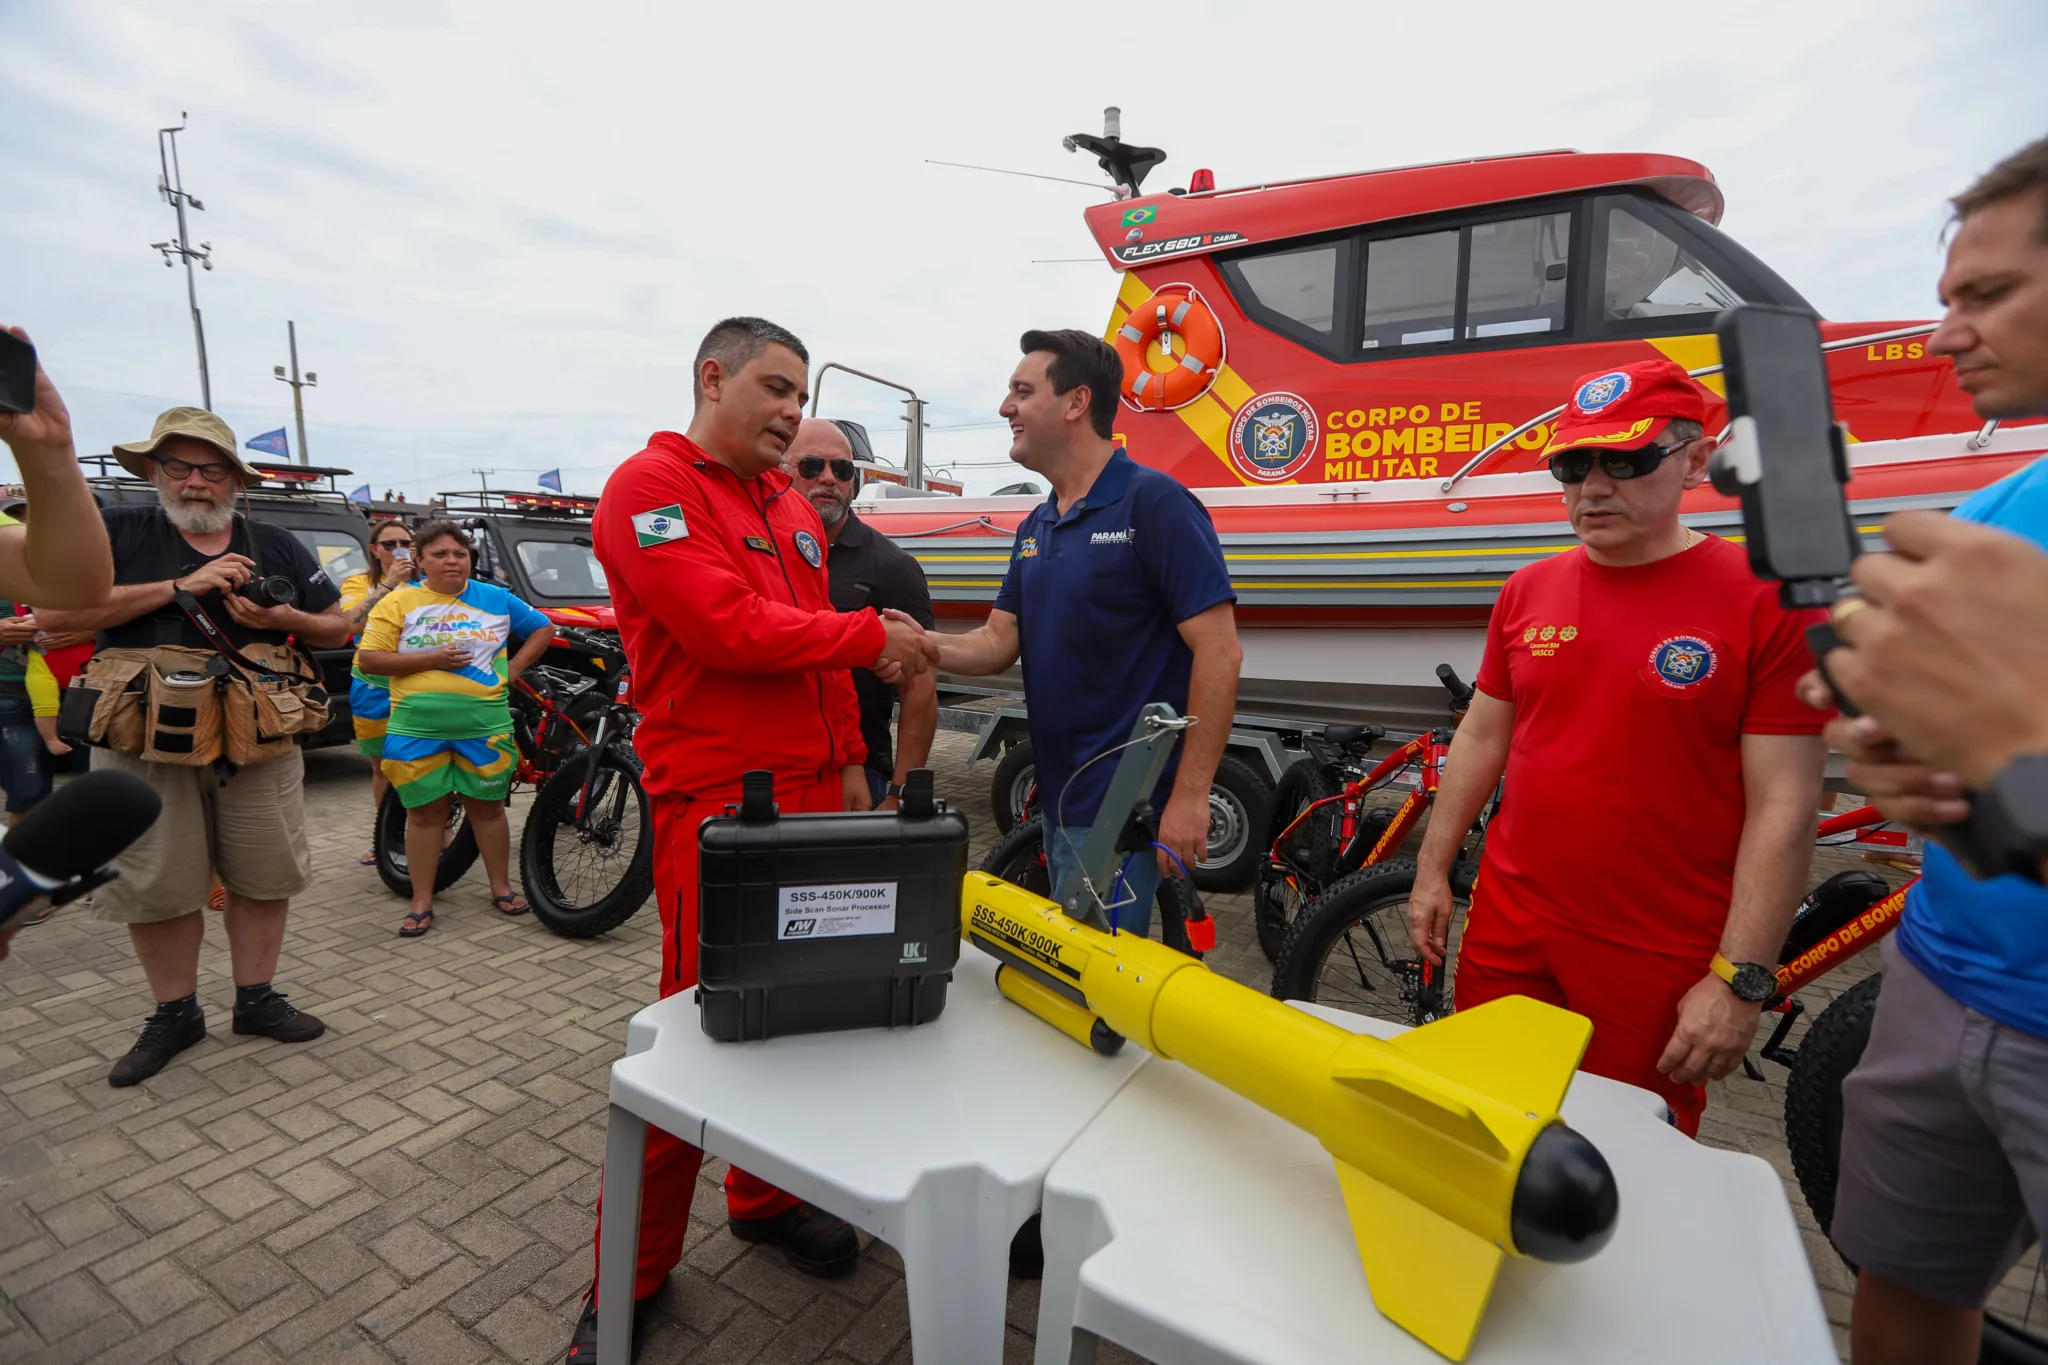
left=1473, top=535, right=1824, bottom=959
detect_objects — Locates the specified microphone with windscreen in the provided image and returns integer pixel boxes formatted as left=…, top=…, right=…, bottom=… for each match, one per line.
left=0, top=770, right=164, bottom=930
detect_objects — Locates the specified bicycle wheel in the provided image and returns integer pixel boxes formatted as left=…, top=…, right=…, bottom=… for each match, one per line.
left=1254, top=759, right=1339, bottom=963
left=373, top=786, right=481, bottom=898
left=523, top=744, right=654, bottom=939
left=1270, top=859, right=1466, bottom=1028
left=979, top=817, right=1193, bottom=954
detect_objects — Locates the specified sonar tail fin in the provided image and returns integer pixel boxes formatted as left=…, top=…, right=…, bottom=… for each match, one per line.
left=1334, top=1157, right=1503, bottom=1362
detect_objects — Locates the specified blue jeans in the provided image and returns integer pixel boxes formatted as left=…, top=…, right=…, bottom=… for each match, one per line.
left=1044, top=823, right=1162, bottom=938
left=0, top=696, right=50, bottom=816
left=865, top=766, right=890, bottom=807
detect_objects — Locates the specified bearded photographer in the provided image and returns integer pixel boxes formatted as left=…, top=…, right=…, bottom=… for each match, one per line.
left=39, top=408, right=349, bottom=1086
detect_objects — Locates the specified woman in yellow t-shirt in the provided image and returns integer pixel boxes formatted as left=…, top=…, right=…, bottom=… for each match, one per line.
left=340, top=520, right=420, bottom=863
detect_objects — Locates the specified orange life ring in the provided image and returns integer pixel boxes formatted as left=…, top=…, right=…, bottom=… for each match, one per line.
left=1114, top=287, right=1225, bottom=411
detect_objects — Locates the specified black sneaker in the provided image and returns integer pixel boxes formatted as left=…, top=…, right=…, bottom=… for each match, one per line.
left=1009, top=1213, right=1044, bottom=1279
left=729, top=1202, right=859, bottom=1278
left=563, top=1286, right=655, bottom=1364
left=109, top=1008, right=206, bottom=1087
left=232, top=991, right=326, bottom=1043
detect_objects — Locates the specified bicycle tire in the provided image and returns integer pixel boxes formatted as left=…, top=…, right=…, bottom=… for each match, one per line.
left=523, top=744, right=654, bottom=939
left=1783, top=972, right=1880, bottom=1239
left=373, top=786, right=481, bottom=897
left=1255, top=759, right=1340, bottom=962
left=1271, top=859, right=1466, bottom=1029
left=979, top=817, right=1192, bottom=954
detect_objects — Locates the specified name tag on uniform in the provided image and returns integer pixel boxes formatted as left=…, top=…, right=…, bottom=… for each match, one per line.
left=743, top=535, right=774, bottom=554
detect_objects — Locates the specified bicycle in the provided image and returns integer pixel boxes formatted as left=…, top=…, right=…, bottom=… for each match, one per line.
left=372, top=626, right=653, bottom=940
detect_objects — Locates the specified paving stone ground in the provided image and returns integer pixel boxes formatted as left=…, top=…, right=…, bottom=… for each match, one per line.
left=0, top=730, right=2040, bottom=1362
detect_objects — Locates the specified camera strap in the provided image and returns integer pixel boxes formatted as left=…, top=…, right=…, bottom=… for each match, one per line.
left=150, top=509, right=267, bottom=648
left=168, top=588, right=322, bottom=686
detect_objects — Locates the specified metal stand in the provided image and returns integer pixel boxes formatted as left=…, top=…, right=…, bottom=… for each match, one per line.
left=1051, top=704, right=1190, bottom=930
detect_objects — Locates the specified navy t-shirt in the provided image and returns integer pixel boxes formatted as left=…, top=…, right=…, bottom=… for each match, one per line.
left=993, top=452, right=1234, bottom=828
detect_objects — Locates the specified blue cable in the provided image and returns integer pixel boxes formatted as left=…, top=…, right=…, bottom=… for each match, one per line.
left=1150, top=842, right=1190, bottom=879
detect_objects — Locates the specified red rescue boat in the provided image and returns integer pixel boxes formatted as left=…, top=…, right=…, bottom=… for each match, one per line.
left=859, top=126, right=2046, bottom=730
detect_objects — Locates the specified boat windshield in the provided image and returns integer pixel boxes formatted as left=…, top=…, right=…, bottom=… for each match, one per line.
left=513, top=536, right=608, bottom=601
left=1604, top=205, right=1744, bottom=320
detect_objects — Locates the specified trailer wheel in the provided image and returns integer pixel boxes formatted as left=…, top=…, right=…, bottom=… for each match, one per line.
left=991, top=741, right=1036, bottom=833
left=1192, top=755, right=1272, bottom=893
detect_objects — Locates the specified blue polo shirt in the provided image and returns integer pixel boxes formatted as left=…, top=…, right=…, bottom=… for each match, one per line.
left=1896, top=455, right=2048, bottom=1037
left=994, top=451, right=1235, bottom=828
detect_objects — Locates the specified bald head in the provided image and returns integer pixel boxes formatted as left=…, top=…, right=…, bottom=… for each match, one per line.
left=784, top=418, right=859, bottom=530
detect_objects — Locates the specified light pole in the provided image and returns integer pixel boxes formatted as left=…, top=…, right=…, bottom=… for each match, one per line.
left=272, top=321, right=318, bottom=465
left=149, top=113, right=214, bottom=410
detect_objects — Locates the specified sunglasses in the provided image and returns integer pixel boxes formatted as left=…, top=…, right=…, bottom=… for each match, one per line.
left=796, top=456, right=857, bottom=483
left=158, top=456, right=236, bottom=484
left=376, top=535, right=414, bottom=548
left=1547, top=441, right=1690, bottom=485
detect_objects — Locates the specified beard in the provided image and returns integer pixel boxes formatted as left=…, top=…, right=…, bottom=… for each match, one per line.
left=811, top=492, right=850, bottom=527
left=156, top=481, right=235, bottom=535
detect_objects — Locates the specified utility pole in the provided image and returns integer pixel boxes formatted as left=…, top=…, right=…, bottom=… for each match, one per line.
left=472, top=469, right=495, bottom=494
left=149, top=114, right=214, bottom=410
left=272, top=321, right=318, bottom=465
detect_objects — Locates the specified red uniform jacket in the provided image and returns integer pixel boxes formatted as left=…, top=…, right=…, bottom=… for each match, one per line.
left=594, top=432, right=883, bottom=797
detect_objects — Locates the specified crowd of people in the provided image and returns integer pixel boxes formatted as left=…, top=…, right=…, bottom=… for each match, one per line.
left=0, top=130, right=2042, bottom=1365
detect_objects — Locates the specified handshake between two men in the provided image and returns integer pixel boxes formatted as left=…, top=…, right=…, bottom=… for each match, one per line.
left=871, top=607, right=942, bottom=684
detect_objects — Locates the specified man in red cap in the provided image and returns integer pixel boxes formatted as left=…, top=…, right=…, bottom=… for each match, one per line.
left=567, top=316, right=939, bottom=1360
left=1408, top=359, right=1828, bottom=1135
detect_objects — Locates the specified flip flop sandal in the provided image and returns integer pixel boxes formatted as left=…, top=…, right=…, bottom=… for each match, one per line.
left=492, top=894, right=530, bottom=917
left=398, top=909, right=434, bottom=938
left=359, top=850, right=377, bottom=866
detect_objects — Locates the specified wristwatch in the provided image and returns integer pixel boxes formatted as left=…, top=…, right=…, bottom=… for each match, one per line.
left=883, top=782, right=907, bottom=801
left=1966, top=753, right=2048, bottom=885
left=1710, top=953, right=1777, bottom=1003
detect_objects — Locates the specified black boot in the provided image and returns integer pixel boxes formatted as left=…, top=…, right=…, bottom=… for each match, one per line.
left=109, top=1005, right=206, bottom=1087
left=232, top=988, right=326, bottom=1042
left=730, top=1202, right=860, bottom=1278
left=563, top=1286, right=657, bottom=1364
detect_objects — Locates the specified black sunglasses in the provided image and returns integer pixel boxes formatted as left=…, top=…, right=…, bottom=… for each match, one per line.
left=796, top=456, right=857, bottom=483
left=158, top=456, right=237, bottom=484
left=1547, top=440, right=1691, bottom=485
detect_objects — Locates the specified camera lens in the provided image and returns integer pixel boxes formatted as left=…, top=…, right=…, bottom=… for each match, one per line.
left=236, top=575, right=299, bottom=608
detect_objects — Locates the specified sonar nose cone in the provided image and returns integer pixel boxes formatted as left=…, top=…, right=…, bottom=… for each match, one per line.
left=1509, top=1123, right=1618, bottom=1263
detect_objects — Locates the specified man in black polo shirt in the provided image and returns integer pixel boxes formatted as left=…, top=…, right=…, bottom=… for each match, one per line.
left=783, top=418, right=937, bottom=809
left=40, top=407, right=350, bottom=1086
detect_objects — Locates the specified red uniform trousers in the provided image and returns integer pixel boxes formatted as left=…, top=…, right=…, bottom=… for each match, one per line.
left=1453, top=879, right=1710, bottom=1137
left=592, top=773, right=841, bottom=1301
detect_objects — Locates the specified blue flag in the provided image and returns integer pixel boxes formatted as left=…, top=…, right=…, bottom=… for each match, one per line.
left=348, top=484, right=372, bottom=505
left=537, top=469, right=563, bottom=492
left=246, top=428, right=290, bottom=458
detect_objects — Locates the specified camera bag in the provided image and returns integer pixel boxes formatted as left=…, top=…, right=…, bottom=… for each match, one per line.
left=696, top=769, right=966, bottom=1042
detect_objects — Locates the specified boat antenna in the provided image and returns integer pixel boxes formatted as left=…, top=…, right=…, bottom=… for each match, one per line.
left=1063, top=106, right=1166, bottom=197
left=923, top=159, right=1108, bottom=190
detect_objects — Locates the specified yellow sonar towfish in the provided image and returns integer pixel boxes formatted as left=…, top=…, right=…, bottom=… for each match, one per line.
left=964, top=872, right=1619, bottom=1362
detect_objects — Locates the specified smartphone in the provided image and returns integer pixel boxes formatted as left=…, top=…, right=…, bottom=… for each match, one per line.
left=1708, top=305, right=1860, bottom=608
left=0, top=330, right=35, bottom=416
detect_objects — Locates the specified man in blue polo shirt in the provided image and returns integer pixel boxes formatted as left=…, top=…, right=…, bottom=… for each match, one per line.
left=933, top=328, right=1240, bottom=933
left=1812, top=138, right=2048, bottom=1365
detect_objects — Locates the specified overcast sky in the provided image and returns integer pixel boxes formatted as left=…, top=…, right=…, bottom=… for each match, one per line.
left=3, top=0, right=2043, bottom=498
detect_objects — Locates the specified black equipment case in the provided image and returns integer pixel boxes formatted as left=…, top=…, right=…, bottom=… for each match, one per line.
left=697, top=769, right=967, bottom=1042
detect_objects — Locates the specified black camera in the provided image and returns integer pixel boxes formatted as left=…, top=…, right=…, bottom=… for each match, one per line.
left=235, top=574, right=299, bottom=608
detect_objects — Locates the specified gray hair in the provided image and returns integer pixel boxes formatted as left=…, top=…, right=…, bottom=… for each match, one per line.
left=1663, top=418, right=1705, bottom=447
left=692, top=316, right=808, bottom=403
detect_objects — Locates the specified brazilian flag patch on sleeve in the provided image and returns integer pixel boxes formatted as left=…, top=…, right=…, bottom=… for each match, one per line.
left=632, top=505, right=688, bottom=547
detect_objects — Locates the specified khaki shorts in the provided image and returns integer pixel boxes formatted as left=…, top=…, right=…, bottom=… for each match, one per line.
left=90, top=747, right=313, bottom=925
left=1832, top=935, right=2048, bottom=1307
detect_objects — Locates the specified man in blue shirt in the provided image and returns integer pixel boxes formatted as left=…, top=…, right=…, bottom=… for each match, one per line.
left=933, top=328, right=1240, bottom=935
left=1814, top=136, right=2048, bottom=1365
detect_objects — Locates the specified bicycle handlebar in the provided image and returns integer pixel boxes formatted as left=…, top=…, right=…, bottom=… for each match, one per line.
left=1436, top=663, right=1474, bottom=708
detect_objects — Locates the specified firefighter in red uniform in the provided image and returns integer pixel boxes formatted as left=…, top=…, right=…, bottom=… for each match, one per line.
left=566, top=317, right=939, bottom=1358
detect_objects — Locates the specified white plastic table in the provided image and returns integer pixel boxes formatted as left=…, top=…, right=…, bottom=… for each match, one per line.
left=595, top=950, right=1147, bottom=1365
left=1035, top=1002, right=1836, bottom=1365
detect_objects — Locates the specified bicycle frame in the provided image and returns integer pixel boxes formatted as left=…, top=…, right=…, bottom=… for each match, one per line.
left=1269, top=727, right=1456, bottom=875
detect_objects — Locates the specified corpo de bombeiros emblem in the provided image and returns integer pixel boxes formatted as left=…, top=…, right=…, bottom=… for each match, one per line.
left=1228, top=392, right=1319, bottom=483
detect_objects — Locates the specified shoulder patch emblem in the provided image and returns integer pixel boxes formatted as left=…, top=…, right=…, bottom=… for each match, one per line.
left=743, top=535, right=773, bottom=554
left=632, top=505, right=688, bottom=548
left=793, top=529, right=823, bottom=568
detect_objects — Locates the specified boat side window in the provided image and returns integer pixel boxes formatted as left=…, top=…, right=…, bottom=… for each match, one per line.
left=1233, top=242, right=1339, bottom=334
left=1360, top=229, right=1459, bottom=350
left=1603, top=206, right=1742, bottom=320
left=1465, top=212, right=1571, bottom=339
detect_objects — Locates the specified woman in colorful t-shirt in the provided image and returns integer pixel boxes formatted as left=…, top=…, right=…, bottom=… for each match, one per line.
left=357, top=520, right=555, bottom=937
left=340, top=519, right=421, bottom=864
